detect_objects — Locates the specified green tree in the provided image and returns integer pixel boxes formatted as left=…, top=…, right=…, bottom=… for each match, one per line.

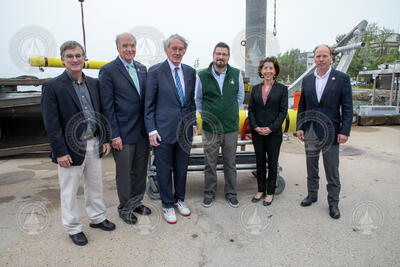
left=342, top=23, right=399, bottom=78
left=277, top=49, right=306, bottom=84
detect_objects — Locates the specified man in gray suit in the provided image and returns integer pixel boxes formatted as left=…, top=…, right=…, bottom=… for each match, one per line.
left=99, top=33, right=151, bottom=225
left=145, top=34, right=196, bottom=224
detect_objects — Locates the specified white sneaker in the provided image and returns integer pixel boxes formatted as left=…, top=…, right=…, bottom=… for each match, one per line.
left=162, top=208, right=177, bottom=224
left=174, top=200, right=191, bottom=216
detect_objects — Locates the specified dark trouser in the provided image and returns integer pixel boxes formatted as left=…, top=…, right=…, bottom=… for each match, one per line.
left=202, top=130, right=238, bottom=199
left=305, top=141, right=340, bottom=207
left=154, top=142, right=190, bottom=208
left=112, top=138, right=149, bottom=211
left=252, top=132, right=282, bottom=195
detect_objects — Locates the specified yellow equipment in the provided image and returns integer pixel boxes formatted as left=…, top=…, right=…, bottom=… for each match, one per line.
left=29, top=56, right=108, bottom=69
left=282, top=109, right=297, bottom=134
left=196, top=109, right=297, bottom=136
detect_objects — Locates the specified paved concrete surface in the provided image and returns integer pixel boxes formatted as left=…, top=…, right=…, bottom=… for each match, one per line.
left=0, top=126, right=399, bottom=266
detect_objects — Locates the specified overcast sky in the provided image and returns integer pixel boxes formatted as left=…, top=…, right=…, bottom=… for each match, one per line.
left=1, top=0, right=399, bottom=79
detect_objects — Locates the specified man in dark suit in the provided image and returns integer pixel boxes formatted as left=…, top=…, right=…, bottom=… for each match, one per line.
left=145, top=34, right=196, bottom=224
left=41, top=41, right=115, bottom=246
left=296, top=44, right=353, bottom=219
left=99, top=33, right=151, bottom=225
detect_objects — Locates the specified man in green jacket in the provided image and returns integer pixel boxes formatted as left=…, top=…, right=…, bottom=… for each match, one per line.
left=195, top=42, right=244, bottom=208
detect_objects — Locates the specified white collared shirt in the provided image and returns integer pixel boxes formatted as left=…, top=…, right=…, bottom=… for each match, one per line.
left=167, top=59, right=185, bottom=95
left=314, top=67, right=332, bottom=102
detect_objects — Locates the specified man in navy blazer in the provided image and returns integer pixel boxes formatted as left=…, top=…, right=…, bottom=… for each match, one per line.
left=42, top=41, right=115, bottom=246
left=296, top=44, right=353, bottom=219
left=99, top=33, right=151, bottom=225
left=145, top=34, right=196, bottom=224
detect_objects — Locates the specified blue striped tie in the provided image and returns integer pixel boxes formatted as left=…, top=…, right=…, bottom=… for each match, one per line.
left=174, top=67, right=184, bottom=106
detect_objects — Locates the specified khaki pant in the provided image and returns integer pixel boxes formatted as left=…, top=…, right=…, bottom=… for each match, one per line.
left=58, top=138, right=106, bottom=235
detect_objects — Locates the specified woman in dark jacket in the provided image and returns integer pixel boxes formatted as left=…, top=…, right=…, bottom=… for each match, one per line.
left=248, top=57, right=288, bottom=206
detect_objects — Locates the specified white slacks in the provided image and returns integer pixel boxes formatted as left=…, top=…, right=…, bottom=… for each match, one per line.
left=57, top=138, right=106, bottom=235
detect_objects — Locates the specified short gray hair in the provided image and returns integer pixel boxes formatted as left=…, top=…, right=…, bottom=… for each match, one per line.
left=60, top=41, right=85, bottom=58
left=164, top=34, right=188, bottom=51
left=115, top=32, right=137, bottom=46
left=313, top=44, right=333, bottom=56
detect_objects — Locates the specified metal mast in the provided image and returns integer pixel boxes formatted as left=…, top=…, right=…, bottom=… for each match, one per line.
left=245, top=0, right=266, bottom=84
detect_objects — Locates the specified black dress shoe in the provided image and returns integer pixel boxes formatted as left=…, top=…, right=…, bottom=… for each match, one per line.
left=329, top=206, right=341, bottom=219
left=263, top=195, right=274, bottom=206
left=133, top=204, right=152, bottom=215
left=119, top=210, right=137, bottom=224
left=251, top=193, right=266, bottom=203
left=90, top=219, right=116, bottom=231
left=69, top=232, right=88, bottom=246
left=300, top=195, right=318, bottom=207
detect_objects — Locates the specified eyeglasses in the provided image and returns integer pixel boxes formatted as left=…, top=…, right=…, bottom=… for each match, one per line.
left=64, top=54, right=83, bottom=60
left=214, top=52, right=229, bottom=57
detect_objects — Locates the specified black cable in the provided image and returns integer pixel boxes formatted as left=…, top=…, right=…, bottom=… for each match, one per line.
left=79, top=0, right=87, bottom=60
left=273, top=0, right=277, bottom=36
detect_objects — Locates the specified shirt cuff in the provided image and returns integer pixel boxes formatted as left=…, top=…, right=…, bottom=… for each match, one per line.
left=148, top=130, right=158, bottom=136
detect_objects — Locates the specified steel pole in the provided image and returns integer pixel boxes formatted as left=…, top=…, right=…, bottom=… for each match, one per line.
left=245, top=0, right=266, bottom=85
left=372, top=75, right=376, bottom=105
left=390, top=72, right=395, bottom=105
left=397, top=76, right=400, bottom=109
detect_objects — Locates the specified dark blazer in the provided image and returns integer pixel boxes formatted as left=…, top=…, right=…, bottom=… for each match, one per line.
left=248, top=81, right=288, bottom=136
left=99, top=57, right=147, bottom=144
left=144, top=60, right=196, bottom=144
left=296, top=68, right=353, bottom=144
left=41, top=71, right=107, bottom=165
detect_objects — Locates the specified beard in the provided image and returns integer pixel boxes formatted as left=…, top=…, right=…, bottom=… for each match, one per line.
left=215, top=60, right=226, bottom=69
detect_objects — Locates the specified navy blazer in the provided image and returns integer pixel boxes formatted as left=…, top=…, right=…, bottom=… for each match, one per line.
left=41, top=71, right=107, bottom=165
left=99, top=57, right=147, bottom=144
left=144, top=60, right=196, bottom=144
left=296, top=68, right=353, bottom=144
left=248, top=81, right=288, bottom=136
